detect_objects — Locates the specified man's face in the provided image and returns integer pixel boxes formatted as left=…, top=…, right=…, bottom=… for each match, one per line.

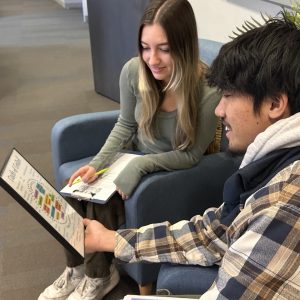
left=215, top=92, right=272, bottom=153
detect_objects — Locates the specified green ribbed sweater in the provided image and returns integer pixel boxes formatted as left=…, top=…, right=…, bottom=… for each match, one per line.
left=89, top=57, right=220, bottom=195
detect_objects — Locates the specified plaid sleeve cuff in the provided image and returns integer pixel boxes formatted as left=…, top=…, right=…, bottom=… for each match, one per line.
left=115, top=229, right=138, bottom=263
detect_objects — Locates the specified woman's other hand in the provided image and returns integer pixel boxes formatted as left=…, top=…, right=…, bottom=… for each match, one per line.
left=116, top=187, right=129, bottom=200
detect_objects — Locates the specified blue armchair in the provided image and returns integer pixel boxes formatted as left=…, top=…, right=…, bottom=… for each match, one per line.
left=51, top=39, right=242, bottom=293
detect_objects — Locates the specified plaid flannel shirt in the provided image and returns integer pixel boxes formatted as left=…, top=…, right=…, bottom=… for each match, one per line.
left=115, top=160, right=300, bottom=299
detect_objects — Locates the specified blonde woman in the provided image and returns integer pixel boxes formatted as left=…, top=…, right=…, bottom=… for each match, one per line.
left=39, top=1, right=220, bottom=300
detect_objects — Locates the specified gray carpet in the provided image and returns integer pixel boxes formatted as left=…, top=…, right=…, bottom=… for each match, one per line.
left=0, top=0, right=138, bottom=299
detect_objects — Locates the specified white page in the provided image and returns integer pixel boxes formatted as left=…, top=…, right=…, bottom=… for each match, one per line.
left=60, top=153, right=139, bottom=203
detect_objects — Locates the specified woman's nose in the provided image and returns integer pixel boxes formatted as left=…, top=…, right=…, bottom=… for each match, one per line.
left=149, top=50, right=160, bottom=65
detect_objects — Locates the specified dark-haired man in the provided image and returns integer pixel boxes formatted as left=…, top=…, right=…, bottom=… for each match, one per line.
left=83, top=15, right=300, bottom=299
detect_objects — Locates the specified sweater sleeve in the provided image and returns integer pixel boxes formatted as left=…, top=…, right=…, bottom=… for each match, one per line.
left=89, top=58, right=139, bottom=171
left=114, top=84, right=221, bottom=195
left=115, top=204, right=227, bottom=265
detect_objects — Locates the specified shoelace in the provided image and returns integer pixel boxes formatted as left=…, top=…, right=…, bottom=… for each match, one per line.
left=53, top=268, right=71, bottom=289
left=76, top=267, right=116, bottom=296
left=76, top=276, right=101, bottom=296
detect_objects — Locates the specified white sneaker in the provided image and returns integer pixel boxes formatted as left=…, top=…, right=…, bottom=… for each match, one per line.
left=67, top=264, right=120, bottom=300
left=38, top=265, right=85, bottom=300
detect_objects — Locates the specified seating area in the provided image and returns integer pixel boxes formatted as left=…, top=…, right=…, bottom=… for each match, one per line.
left=51, top=38, right=242, bottom=295
left=2, top=1, right=294, bottom=299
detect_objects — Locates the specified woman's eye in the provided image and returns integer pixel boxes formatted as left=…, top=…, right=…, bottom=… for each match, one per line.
left=160, top=48, right=170, bottom=53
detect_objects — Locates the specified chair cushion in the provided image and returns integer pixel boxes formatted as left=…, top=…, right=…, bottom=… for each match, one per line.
left=156, top=263, right=218, bottom=295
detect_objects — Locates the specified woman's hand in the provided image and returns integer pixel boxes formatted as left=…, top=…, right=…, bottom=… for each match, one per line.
left=68, top=165, right=98, bottom=186
left=116, top=187, right=129, bottom=200
left=83, top=218, right=116, bottom=253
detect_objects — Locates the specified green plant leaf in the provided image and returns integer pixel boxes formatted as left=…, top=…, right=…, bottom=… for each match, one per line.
left=229, top=1, right=300, bottom=40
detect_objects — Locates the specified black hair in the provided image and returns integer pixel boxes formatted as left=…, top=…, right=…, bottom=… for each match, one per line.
left=207, top=14, right=300, bottom=114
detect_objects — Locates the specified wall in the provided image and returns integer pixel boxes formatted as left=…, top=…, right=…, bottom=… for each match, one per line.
left=64, top=1, right=289, bottom=35
left=188, top=0, right=285, bottom=42
left=54, top=0, right=82, bottom=9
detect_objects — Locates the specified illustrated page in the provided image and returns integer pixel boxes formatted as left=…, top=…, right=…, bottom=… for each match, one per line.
left=1, top=149, right=84, bottom=257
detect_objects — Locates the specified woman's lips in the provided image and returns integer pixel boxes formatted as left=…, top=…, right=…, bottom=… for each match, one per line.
left=150, top=66, right=164, bottom=73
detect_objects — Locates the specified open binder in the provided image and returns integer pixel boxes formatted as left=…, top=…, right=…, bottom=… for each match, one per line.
left=0, top=148, right=84, bottom=259
left=60, top=152, right=139, bottom=204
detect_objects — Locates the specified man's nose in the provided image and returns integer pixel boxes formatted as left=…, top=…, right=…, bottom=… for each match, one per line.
left=215, top=97, right=225, bottom=118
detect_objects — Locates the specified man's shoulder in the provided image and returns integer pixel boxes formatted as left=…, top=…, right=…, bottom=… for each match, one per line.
left=269, top=159, right=300, bottom=186
left=247, top=160, right=300, bottom=209
left=275, top=160, right=300, bottom=207
left=233, top=160, right=300, bottom=237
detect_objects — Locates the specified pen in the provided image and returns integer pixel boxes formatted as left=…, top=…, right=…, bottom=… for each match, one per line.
left=72, top=168, right=109, bottom=185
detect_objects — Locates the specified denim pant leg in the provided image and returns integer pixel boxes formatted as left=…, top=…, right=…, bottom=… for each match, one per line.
left=64, top=193, right=125, bottom=278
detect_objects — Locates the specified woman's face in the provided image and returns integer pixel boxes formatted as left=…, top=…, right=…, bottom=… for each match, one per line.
left=140, top=23, right=173, bottom=83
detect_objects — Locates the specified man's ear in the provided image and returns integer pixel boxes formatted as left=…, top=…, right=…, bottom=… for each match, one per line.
left=268, top=93, right=290, bottom=120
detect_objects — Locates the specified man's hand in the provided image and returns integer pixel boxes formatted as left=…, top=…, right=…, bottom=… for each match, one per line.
left=83, top=218, right=116, bottom=253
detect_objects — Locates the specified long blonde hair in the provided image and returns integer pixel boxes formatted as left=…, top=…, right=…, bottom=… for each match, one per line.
left=138, top=0, right=205, bottom=150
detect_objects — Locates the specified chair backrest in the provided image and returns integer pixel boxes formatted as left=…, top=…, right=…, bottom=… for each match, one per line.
left=205, top=121, right=229, bottom=155
left=199, top=38, right=227, bottom=152
left=199, top=38, right=223, bottom=66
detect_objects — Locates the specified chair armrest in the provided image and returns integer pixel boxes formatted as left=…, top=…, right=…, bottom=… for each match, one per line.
left=51, top=110, right=119, bottom=186
left=124, top=152, right=242, bottom=227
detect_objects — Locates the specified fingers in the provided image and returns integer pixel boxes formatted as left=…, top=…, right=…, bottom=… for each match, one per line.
left=68, top=169, right=83, bottom=186
left=81, top=166, right=97, bottom=183
left=85, top=174, right=98, bottom=183
left=83, top=218, right=91, bottom=227
left=116, top=187, right=128, bottom=200
left=68, top=166, right=96, bottom=186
